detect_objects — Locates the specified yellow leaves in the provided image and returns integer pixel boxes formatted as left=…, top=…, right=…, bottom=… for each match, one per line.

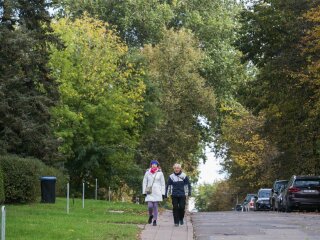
left=221, top=104, right=278, bottom=189
left=302, top=6, right=320, bottom=54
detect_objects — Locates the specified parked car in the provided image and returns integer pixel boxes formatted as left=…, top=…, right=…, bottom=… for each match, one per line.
left=270, top=180, right=289, bottom=211
left=242, top=194, right=257, bottom=211
left=235, top=204, right=242, bottom=211
left=275, top=184, right=287, bottom=212
left=254, top=188, right=272, bottom=211
left=282, top=175, right=320, bottom=212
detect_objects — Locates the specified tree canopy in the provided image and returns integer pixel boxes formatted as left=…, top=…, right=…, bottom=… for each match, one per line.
left=2, top=0, right=319, bottom=206
left=49, top=15, right=146, bottom=191
left=0, top=0, right=60, bottom=163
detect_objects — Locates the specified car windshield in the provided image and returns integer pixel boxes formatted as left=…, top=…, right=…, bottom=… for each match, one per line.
left=294, top=179, right=320, bottom=187
left=258, top=190, right=271, bottom=198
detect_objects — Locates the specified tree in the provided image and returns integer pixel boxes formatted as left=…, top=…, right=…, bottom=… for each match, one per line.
left=49, top=15, right=146, bottom=192
left=56, top=0, right=250, bottom=178
left=57, top=0, right=174, bottom=46
left=167, top=1, right=251, bottom=158
left=140, top=28, right=216, bottom=177
left=236, top=0, right=320, bottom=176
left=170, top=0, right=246, bottom=98
left=220, top=106, right=278, bottom=193
left=296, top=5, right=320, bottom=174
left=195, top=183, right=217, bottom=211
left=0, top=0, right=60, bottom=163
left=195, top=180, right=237, bottom=211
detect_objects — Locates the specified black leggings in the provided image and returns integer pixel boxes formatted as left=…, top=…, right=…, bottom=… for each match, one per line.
left=172, top=196, right=186, bottom=224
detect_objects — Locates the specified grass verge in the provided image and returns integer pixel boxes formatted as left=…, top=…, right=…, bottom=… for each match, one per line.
left=4, top=197, right=147, bottom=240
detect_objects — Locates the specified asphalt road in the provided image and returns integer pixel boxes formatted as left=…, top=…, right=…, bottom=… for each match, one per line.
left=191, top=211, right=320, bottom=240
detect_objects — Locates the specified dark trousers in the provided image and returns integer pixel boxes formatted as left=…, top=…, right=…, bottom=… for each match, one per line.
left=172, top=196, right=186, bottom=224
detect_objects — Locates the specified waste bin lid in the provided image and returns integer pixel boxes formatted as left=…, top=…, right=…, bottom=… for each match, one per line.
left=40, top=176, right=57, bottom=180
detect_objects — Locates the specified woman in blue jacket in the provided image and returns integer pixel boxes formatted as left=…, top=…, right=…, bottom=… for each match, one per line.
left=166, top=163, right=191, bottom=226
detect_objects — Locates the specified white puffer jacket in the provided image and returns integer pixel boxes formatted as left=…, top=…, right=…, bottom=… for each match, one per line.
left=142, top=168, right=165, bottom=202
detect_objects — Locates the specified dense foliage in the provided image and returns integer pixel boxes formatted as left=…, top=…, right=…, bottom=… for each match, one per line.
left=0, top=0, right=60, bottom=163
left=54, top=0, right=242, bottom=184
left=235, top=0, right=320, bottom=176
left=2, top=0, right=319, bottom=208
left=0, top=155, right=68, bottom=203
left=207, top=0, right=320, bottom=210
left=195, top=180, right=237, bottom=211
left=140, top=28, right=216, bottom=176
left=49, top=15, right=145, bottom=193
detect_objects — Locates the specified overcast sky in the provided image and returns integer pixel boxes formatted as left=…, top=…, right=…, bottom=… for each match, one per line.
left=197, top=147, right=226, bottom=184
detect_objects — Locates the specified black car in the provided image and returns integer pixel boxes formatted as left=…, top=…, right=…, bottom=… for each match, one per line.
left=282, top=175, right=320, bottom=212
left=254, top=188, right=272, bottom=211
left=235, top=204, right=242, bottom=211
left=270, top=180, right=289, bottom=211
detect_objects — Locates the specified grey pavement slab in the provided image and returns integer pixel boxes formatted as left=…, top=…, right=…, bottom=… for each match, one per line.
left=140, top=210, right=194, bottom=240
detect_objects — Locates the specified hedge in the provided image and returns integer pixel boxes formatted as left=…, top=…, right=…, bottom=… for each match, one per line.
left=0, top=155, right=68, bottom=203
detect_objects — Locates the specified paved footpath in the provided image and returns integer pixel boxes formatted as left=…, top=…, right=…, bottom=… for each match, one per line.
left=140, top=210, right=194, bottom=240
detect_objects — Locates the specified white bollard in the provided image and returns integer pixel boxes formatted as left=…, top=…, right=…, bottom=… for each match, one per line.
left=82, top=182, right=85, bottom=209
left=1, top=206, right=5, bottom=240
left=67, top=183, right=70, bottom=214
left=95, top=178, right=98, bottom=200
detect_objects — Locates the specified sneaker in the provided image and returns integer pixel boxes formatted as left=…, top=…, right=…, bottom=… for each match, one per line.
left=153, top=220, right=157, bottom=226
left=174, top=223, right=179, bottom=227
left=179, top=220, right=184, bottom=225
left=148, top=215, right=153, bottom=224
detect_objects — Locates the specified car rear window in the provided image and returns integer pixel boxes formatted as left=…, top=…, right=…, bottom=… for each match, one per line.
left=294, top=179, right=320, bottom=187
left=275, top=181, right=288, bottom=191
left=245, top=194, right=256, bottom=201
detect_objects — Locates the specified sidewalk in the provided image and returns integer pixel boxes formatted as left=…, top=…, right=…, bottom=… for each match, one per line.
left=140, top=210, right=194, bottom=240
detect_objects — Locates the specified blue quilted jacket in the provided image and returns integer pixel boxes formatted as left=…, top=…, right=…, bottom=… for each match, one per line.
left=166, top=172, right=191, bottom=197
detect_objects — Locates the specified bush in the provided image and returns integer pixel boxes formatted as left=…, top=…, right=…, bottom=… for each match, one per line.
left=0, top=168, right=4, bottom=204
left=0, top=155, right=68, bottom=203
left=36, top=161, right=69, bottom=197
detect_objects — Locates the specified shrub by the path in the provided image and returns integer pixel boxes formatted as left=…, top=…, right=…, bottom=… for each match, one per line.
left=0, top=155, right=68, bottom=203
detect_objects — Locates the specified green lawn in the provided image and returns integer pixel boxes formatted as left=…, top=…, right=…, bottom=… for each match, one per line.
left=4, top=198, right=147, bottom=240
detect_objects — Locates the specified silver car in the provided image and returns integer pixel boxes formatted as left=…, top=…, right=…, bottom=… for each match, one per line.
left=242, top=194, right=257, bottom=211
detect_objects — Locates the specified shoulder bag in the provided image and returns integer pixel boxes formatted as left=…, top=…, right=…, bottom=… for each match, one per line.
left=145, top=172, right=158, bottom=194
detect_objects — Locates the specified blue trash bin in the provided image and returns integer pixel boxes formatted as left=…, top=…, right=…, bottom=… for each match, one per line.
left=40, top=176, right=56, bottom=203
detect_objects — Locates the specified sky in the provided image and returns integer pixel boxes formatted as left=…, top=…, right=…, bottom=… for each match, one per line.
left=197, top=147, right=226, bottom=184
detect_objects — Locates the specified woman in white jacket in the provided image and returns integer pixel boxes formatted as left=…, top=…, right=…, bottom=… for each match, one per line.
left=142, top=160, right=165, bottom=226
